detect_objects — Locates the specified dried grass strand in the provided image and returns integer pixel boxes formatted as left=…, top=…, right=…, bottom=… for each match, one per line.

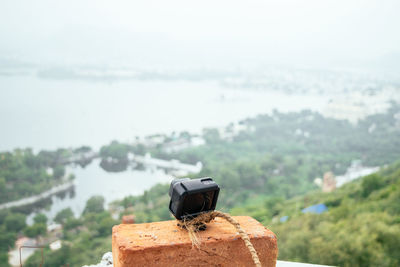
left=178, top=210, right=262, bottom=267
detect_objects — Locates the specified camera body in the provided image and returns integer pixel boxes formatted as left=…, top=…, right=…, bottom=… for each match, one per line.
left=169, top=177, right=220, bottom=220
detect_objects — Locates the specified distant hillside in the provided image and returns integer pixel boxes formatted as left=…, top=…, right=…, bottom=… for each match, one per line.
left=238, top=161, right=400, bottom=267
left=24, top=106, right=400, bottom=266
left=120, top=104, right=400, bottom=222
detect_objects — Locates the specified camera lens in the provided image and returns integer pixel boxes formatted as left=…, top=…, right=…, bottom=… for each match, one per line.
left=182, top=191, right=215, bottom=216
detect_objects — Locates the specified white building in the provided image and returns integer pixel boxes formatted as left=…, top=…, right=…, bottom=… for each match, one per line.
left=336, top=160, right=380, bottom=187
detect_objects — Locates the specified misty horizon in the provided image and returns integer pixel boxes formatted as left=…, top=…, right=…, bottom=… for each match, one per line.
left=1, top=0, right=400, bottom=69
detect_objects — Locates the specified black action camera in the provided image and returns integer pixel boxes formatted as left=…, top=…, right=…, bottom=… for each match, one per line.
left=169, top=177, right=220, bottom=220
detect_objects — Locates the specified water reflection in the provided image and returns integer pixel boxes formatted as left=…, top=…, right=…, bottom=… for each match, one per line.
left=99, top=158, right=129, bottom=172
left=27, top=159, right=171, bottom=223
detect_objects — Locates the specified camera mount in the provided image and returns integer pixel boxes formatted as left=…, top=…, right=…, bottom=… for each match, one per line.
left=168, top=177, right=220, bottom=220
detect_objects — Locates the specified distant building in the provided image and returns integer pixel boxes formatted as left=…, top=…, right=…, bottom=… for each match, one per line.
left=191, top=136, right=206, bottom=147
left=162, top=137, right=205, bottom=154
left=322, top=172, right=336, bottom=192
left=46, top=167, right=54, bottom=176
left=47, top=223, right=63, bottom=239
left=335, top=160, right=379, bottom=187
left=162, top=139, right=191, bottom=153
left=323, top=91, right=393, bottom=124
left=15, top=237, right=37, bottom=248
left=217, top=122, right=249, bottom=141
left=9, top=237, right=38, bottom=266
left=133, top=153, right=202, bottom=176
left=314, top=177, right=322, bottom=187
left=47, top=223, right=62, bottom=233
left=137, top=135, right=166, bottom=148
left=49, top=240, right=62, bottom=251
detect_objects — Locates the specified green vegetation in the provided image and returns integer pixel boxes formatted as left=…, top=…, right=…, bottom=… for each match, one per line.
left=25, top=196, right=118, bottom=267
left=24, top=223, right=46, bottom=238
left=99, top=140, right=147, bottom=172
left=42, top=161, right=399, bottom=267
left=6, top=104, right=400, bottom=266
left=3, top=212, right=26, bottom=232
left=111, top=105, right=400, bottom=266
left=100, top=141, right=129, bottom=160
left=118, top=105, right=400, bottom=223
left=0, top=209, right=48, bottom=267
left=54, top=208, right=74, bottom=224
left=83, top=196, right=105, bottom=214
left=260, top=161, right=400, bottom=266
left=24, top=213, right=47, bottom=238
left=0, top=148, right=68, bottom=204
left=33, top=213, right=48, bottom=224
left=0, top=148, right=76, bottom=266
left=119, top=183, right=172, bottom=223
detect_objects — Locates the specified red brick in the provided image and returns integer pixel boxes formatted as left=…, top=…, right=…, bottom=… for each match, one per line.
left=122, top=215, right=135, bottom=224
left=112, top=216, right=278, bottom=267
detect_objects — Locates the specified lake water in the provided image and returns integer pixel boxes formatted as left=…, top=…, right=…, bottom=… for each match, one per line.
left=1, top=74, right=330, bottom=222
left=27, top=159, right=171, bottom=223
left=0, top=74, right=329, bottom=152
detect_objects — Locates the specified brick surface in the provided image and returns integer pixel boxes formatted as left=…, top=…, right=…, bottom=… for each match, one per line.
left=112, top=216, right=278, bottom=267
left=121, top=215, right=135, bottom=224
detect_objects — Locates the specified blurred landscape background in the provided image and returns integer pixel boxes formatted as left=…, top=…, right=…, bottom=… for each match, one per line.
left=0, top=0, right=400, bottom=266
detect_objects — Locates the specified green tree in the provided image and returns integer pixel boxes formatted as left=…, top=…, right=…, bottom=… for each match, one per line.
left=100, top=141, right=129, bottom=160
left=362, top=173, right=384, bottom=197
left=53, top=165, right=65, bottom=179
left=202, top=128, right=221, bottom=144
left=0, top=252, right=10, bottom=267
left=83, top=196, right=105, bottom=214
left=0, top=209, right=9, bottom=224
left=24, top=223, right=47, bottom=238
left=96, top=216, right=117, bottom=237
left=0, top=227, right=16, bottom=250
left=64, top=218, right=82, bottom=231
left=33, top=213, right=47, bottom=224
left=4, top=213, right=26, bottom=232
left=54, top=208, right=74, bottom=224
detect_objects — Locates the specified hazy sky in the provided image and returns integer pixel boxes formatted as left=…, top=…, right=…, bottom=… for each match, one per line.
left=1, top=0, right=399, bottom=67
